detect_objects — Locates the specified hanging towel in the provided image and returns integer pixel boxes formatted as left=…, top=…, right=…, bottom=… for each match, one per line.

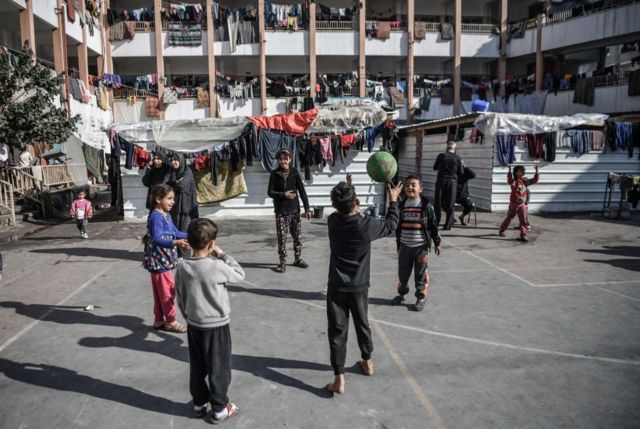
left=146, top=97, right=161, bottom=117
left=439, top=23, right=454, bottom=40
left=67, top=0, right=76, bottom=23
left=168, top=22, right=202, bottom=46
left=123, top=21, right=136, bottom=40
left=414, top=22, right=427, bottom=40
left=319, top=137, right=333, bottom=166
left=377, top=21, right=391, bottom=39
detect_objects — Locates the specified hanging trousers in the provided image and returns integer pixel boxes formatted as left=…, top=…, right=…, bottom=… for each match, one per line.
left=188, top=324, right=232, bottom=413
left=327, top=288, right=373, bottom=375
left=434, top=178, right=457, bottom=230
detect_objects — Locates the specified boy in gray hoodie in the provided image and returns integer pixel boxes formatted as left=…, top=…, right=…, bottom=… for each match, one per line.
left=175, top=218, right=245, bottom=424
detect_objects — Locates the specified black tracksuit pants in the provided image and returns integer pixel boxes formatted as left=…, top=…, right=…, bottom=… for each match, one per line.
left=434, top=178, right=457, bottom=229
left=187, top=324, right=232, bottom=413
left=327, top=288, right=373, bottom=375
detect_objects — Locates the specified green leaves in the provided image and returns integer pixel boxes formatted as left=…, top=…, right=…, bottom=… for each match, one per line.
left=0, top=44, right=79, bottom=149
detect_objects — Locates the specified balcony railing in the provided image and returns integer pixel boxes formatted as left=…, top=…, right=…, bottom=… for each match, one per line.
left=460, top=23, right=496, bottom=33
left=113, top=88, right=158, bottom=99
left=316, top=20, right=356, bottom=30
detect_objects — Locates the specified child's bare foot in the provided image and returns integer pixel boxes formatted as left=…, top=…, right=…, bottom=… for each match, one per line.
left=360, top=359, right=374, bottom=376
left=325, top=374, right=345, bottom=394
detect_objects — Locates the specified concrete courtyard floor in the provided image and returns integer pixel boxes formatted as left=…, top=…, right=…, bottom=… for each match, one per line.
left=0, top=209, right=639, bottom=428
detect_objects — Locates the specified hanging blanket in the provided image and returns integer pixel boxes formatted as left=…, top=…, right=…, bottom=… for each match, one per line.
left=168, top=22, right=202, bottom=46
left=195, top=162, right=247, bottom=204
left=146, top=97, right=161, bottom=117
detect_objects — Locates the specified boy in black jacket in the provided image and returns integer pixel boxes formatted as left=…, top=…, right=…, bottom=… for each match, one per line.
left=267, top=149, right=311, bottom=273
left=325, top=174, right=403, bottom=394
left=390, top=175, right=442, bottom=311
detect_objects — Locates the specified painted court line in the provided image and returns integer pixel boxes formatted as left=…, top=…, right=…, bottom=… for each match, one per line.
left=370, top=318, right=448, bottom=429
left=0, top=244, right=140, bottom=354
left=534, top=280, right=640, bottom=288
left=240, top=280, right=446, bottom=427
left=240, top=280, right=640, bottom=367
left=445, top=242, right=536, bottom=287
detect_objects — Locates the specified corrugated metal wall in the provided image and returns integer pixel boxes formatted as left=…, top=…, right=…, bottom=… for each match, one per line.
left=398, top=130, right=494, bottom=211
left=491, top=142, right=640, bottom=213
left=122, top=139, right=385, bottom=219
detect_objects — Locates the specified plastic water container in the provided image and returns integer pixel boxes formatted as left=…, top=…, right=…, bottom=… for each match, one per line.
left=472, top=99, right=490, bottom=112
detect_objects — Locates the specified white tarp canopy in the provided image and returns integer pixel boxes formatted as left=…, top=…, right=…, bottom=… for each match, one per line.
left=474, top=112, right=609, bottom=136
left=110, top=116, right=250, bottom=153
left=309, top=106, right=388, bottom=133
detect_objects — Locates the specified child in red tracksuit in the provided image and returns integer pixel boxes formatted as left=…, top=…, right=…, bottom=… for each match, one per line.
left=71, top=189, right=94, bottom=239
left=499, top=164, right=539, bottom=242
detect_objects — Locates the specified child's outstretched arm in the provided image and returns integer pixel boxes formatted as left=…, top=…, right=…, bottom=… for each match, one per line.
left=507, top=165, right=514, bottom=185
left=368, top=181, right=402, bottom=241
left=527, top=164, right=540, bottom=186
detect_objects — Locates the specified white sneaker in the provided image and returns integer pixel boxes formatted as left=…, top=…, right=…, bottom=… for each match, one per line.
left=82, top=232, right=89, bottom=239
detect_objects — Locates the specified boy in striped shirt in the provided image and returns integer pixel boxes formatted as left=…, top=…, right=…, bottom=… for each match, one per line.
left=390, top=175, right=442, bottom=311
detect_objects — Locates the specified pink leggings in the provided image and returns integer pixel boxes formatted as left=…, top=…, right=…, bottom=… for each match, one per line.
left=500, top=203, right=529, bottom=236
left=150, top=271, right=176, bottom=324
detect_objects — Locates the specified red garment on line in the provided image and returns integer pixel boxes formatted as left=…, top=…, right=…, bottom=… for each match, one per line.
left=249, top=109, right=318, bottom=136
left=67, top=0, right=76, bottom=23
left=134, top=146, right=150, bottom=169
left=339, top=134, right=357, bottom=148
left=194, top=154, right=211, bottom=171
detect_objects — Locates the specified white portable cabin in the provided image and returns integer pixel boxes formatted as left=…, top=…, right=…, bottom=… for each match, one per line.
left=397, top=113, right=640, bottom=213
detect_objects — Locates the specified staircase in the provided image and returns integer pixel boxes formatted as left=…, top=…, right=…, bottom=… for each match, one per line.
left=0, top=179, right=16, bottom=226
left=1, top=167, right=46, bottom=219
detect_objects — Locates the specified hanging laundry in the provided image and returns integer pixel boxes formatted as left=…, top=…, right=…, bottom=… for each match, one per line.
left=195, top=161, right=247, bottom=204
left=496, top=135, right=516, bottom=165
left=168, top=22, right=202, bottom=46
left=573, top=78, right=595, bottom=106
left=196, top=88, right=210, bottom=108
left=439, top=23, right=454, bottom=40
left=377, top=21, right=391, bottom=39
left=258, top=129, right=299, bottom=172
left=146, top=97, right=161, bottom=117
left=414, top=22, right=426, bottom=40
left=319, top=137, right=333, bottom=166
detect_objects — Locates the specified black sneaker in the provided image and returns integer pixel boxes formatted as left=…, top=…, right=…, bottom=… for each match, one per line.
left=390, top=295, right=405, bottom=306
left=193, top=403, right=208, bottom=418
left=413, top=299, right=426, bottom=312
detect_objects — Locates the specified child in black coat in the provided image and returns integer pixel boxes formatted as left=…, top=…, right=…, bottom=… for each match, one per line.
left=267, top=149, right=311, bottom=273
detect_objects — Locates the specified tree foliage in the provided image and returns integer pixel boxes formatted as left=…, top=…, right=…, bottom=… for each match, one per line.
left=0, top=44, right=79, bottom=150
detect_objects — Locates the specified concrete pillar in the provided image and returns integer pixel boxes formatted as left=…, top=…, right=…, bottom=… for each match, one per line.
left=406, top=0, right=414, bottom=121
left=103, top=0, right=114, bottom=107
left=358, top=0, right=366, bottom=98
left=77, top=0, right=89, bottom=85
left=52, top=0, right=65, bottom=74
left=206, top=0, right=217, bottom=117
left=309, top=1, right=317, bottom=98
left=259, top=0, right=267, bottom=114
left=154, top=0, right=165, bottom=119
left=498, top=0, right=508, bottom=98
left=453, top=0, right=461, bottom=115
left=535, top=15, right=543, bottom=90
left=19, top=0, right=36, bottom=54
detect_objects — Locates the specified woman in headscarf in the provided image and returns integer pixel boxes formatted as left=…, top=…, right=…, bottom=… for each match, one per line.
left=141, top=152, right=170, bottom=211
left=167, top=153, right=199, bottom=232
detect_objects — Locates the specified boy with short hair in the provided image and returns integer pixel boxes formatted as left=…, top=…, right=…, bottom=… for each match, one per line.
left=325, top=174, right=403, bottom=394
left=390, top=175, right=442, bottom=311
left=267, top=148, right=311, bottom=273
left=70, top=189, right=93, bottom=239
left=175, top=218, right=245, bottom=424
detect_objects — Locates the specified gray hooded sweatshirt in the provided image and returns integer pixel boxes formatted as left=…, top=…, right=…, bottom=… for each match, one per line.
left=175, top=254, right=245, bottom=329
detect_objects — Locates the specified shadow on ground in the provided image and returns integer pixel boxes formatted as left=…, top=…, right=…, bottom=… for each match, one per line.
left=0, top=301, right=332, bottom=398
left=29, top=248, right=143, bottom=262
left=578, top=246, right=640, bottom=272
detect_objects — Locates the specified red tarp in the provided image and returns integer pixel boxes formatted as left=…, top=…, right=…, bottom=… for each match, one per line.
left=248, top=109, right=319, bottom=136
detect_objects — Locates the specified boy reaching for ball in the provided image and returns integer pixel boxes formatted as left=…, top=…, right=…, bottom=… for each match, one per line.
left=390, top=175, right=442, bottom=311
left=325, top=174, right=402, bottom=394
